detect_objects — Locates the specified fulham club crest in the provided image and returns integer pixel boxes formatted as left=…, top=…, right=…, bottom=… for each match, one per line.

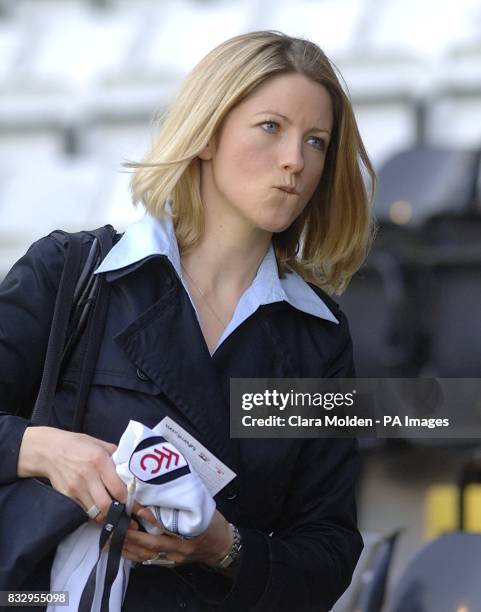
left=129, top=436, right=190, bottom=484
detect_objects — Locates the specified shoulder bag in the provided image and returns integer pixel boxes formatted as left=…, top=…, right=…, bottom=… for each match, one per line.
left=0, top=225, right=117, bottom=591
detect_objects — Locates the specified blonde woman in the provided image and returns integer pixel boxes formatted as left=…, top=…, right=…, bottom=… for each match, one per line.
left=3, top=30, right=375, bottom=611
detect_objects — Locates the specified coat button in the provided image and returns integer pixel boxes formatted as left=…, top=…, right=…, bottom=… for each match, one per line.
left=136, top=368, right=149, bottom=381
left=226, top=493, right=237, bottom=500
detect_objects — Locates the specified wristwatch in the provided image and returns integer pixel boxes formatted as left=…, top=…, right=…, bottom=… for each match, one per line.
left=217, top=523, right=243, bottom=569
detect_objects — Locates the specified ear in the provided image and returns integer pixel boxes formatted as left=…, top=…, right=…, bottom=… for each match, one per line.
left=198, top=141, right=214, bottom=161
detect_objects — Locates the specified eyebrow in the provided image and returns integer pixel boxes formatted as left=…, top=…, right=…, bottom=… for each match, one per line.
left=254, top=110, right=331, bottom=135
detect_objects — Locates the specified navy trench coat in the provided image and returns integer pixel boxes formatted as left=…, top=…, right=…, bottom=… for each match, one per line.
left=0, top=230, right=363, bottom=612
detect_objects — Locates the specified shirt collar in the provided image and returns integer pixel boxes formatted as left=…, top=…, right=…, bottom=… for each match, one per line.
left=94, top=213, right=338, bottom=324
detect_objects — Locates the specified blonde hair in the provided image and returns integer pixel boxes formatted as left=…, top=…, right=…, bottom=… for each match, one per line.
left=127, top=30, right=376, bottom=294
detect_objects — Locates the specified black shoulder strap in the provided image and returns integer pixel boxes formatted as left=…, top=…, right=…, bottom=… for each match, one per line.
left=30, top=236, right=82, bottom=425
left=30, top=225, right=116, bottom=429
left=77, top=500, right=130, bottom=612
left=71, top=226, right=115, bottom=432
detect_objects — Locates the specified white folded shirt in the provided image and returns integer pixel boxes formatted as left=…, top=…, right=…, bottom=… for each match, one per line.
left=48, top=420, right=216, bottom=612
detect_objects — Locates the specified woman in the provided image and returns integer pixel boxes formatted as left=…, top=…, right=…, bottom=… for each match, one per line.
left=0, top=30, right=375, bottom=611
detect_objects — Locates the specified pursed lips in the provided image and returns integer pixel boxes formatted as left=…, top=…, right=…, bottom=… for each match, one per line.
left=275, top=186, right=300, bottom=196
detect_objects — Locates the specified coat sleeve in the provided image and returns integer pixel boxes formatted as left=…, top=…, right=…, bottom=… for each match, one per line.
left=176, top=311, right=364, bottom=611
left=0, top=235, right=65, bottom=483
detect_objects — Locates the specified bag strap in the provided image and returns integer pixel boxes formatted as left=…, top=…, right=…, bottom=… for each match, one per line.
left=100, top=510, right=130, bottom=611
left=30, top=236, right=82, bottom=425
left=77, top=500, right=130, bottom=612
left=30, top=225, right=116, bottom=428
left=71, top=227, right=115, bottom=433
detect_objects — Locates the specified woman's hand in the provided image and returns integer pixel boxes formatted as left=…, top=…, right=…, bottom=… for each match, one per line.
left=17, top=425, right=151, bottom=528
left=122, top=509, right=233, bottom=567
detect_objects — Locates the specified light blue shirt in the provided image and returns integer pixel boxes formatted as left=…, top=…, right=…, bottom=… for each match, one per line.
left=94, top=213, right=338, bottom=353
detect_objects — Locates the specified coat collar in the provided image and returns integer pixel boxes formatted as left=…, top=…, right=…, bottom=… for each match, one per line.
left=95, top=211, right=338, bottom=325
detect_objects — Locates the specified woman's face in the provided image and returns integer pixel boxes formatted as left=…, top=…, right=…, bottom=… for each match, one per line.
left=198, top=72, right=334, bottom=235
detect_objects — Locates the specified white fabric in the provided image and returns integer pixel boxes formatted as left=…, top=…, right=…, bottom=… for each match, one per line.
left=48, top=420, right=215, bottom=612
left=94, top=212, right=338, bottom=354
left=48, top=522, right=130, bottom=612
left=114, top=420, right=216, bottom=537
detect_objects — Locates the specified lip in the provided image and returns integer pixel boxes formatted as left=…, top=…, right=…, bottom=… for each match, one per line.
left=275, top=186, right=300, bottom=195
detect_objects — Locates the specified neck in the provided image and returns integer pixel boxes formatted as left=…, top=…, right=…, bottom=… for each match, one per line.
left=180, top=206, right=272, bottom=298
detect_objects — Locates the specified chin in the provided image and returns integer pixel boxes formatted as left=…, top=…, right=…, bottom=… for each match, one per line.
left=268, top=224, right=296, bottom=235
left=256, top=202, right=306, bottom=234
left=258, top=216, right=298, bottom=234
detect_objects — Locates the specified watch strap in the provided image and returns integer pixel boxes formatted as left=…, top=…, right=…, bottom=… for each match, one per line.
left=217, top=523, right=242, bottom=569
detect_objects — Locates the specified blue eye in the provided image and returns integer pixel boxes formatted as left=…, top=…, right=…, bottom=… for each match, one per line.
left=260, top=120, right=279, bottom=132
left=308, top=136, right=326, bottom=151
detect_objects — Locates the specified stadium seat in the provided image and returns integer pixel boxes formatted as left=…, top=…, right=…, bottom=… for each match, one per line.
left=374, top=146, right=481, bottom=226
left=337, top=250, right=417, bottom=377
left=385, top=532, right=481, bottom=612
left=334, top=530, right=401, bottom=612
left=413, top=244, right=481, bottom=377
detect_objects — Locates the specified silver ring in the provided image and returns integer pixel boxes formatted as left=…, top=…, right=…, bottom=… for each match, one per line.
left=86, top=504, right=101, bottom=519
left=143, top=552, right=175, bottom=566
left=144, top=551, right=167, bottom=563
left=154, top=551, right=167, bottom=560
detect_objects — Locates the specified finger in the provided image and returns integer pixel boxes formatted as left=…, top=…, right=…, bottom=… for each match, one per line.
left=121, top=540, right=164, bottom=563
left=124, top=530, right=174, bottom=554
left=142, top=559, right=177, bottom=567
left=122, top=547, right=178, bottom=567
left=142, top=549, right=183, bottom=566
left=120, top=535, right=184, bottom=566
left=126, top=532, right=192, bottom=565
left=80, top=496, right=103, bottom=522
left=124, top=546, right=154, bottom=562
left=121, top=547, right=173, bottom=564
left=121, top=548, right=140, bottom=562
left=85, top=479, right=117, bottom=525
left=124, top=531, right=162, bottom=554
left=133, top=505, right=161, bottom=527
left=98, top=461, right=128, bottom=505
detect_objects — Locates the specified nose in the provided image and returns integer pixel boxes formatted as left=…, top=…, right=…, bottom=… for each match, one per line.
left=278, top=136, right=304, bottom=174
